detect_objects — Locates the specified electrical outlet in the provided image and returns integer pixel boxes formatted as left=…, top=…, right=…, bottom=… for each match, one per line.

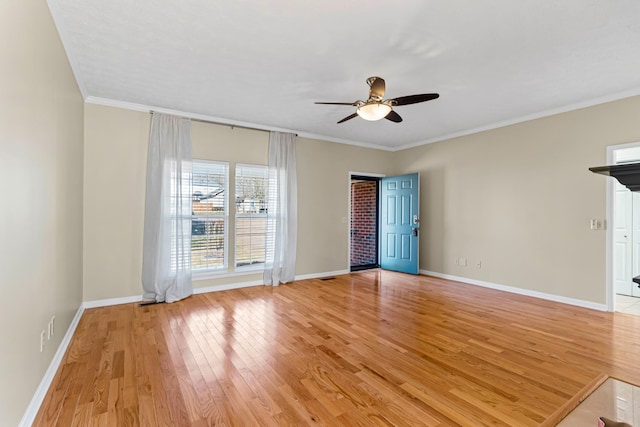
left=459, top=257, right=467, bottom=267
left=476, top=261, right=482, bottom=268
left=40, top=330, right=46, bottom=352
left=48, top=316, right=55, bottom=340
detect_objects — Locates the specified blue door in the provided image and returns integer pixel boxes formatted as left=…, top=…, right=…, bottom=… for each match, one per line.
left=380, top=173, right=420, bottom=274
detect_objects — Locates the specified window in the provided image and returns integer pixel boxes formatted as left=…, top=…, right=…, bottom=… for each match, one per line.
left=235, top=164, right=268, bottom=269
left=191, top=160, right=228, bottom=271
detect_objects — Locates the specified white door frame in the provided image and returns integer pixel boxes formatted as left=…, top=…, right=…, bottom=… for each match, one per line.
left=606, top=141, right=640, bottom=311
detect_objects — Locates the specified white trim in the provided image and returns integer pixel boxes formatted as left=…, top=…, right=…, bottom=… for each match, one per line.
left=86, top=96, right=294, bottom=135
left=88, top=93, right=640, bottom=155
left=420, top=270, right=608, bottom=312
left=19, top=304, right=85, bottom=427
left=83, top=294, right=143, bottom=309
left=606, top=144, right=616, bottom=312
left=349, top=171, right=386, bottom=178
left=294, top=269, right=350, bottom=281
left=296, top=131, right=394, bottom=151
left=83, top=280, right=265, bottom=308
left=84, top=97, right=396, bottom=152
left=395, top=89, right=640, bottom=151
left=85, top=91, right=640, bottom=154
left=416, top=173, right=420, bottom=273
left=83, top=270, right=352, bottom=309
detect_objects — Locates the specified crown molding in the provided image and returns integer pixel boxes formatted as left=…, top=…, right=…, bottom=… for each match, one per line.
left=394, top=88, right=640, bottom=151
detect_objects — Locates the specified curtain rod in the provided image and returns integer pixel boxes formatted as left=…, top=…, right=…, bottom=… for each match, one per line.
left=150, top=111, right=297, bottom=136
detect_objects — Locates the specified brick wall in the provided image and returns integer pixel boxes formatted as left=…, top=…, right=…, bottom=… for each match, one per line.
left=351, top=181, right=377, bottom=266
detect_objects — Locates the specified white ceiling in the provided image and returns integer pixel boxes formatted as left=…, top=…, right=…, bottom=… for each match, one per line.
left=48, top=0, right=640, bottom=150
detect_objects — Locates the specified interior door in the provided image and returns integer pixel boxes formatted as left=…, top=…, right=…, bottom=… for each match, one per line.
left=614, top=182, right=633, bottom=295
left=632, top=192, right=640, bottom=297
left=380, top=173, right=419, bottom=274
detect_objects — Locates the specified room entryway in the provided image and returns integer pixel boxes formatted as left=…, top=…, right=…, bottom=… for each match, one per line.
left=609, top=143, right=640, bottom=314
left=349, top=172, right=421, bottom=274
left=350, top=175, right=380, bottom=271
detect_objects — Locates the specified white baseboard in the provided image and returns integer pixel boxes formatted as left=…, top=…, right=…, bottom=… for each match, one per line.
left=82, top=271, right=351, bottom=309
left=294, top=269, right=350, bottom=281
left=83, top=280, right=267, bottom=308
left=421, top=270, right=608, bottom=311
left=19, top=304, right=85, bottom=427
left=83, top=294, right=143, bottom=309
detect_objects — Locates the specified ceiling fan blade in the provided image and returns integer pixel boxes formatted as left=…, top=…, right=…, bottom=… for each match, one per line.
left=315, top=101, right=358, bottom=106
left=390, top=93, right=440, bottom=106
left=385, top=110, right=403, bottom=123
left=337, top=113, right=358, bottom=124
left=367, top=77, right=385, bottom=100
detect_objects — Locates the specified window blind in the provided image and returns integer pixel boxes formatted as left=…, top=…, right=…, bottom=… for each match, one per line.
left=191, top=160, right=228, bottom=271
left=235, top=164, right=269, bottom=268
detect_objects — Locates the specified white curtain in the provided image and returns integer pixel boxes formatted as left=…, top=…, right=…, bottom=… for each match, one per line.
left=142, top=113, right=193, bottom=303
left=264, top=132, right=297, bottom=286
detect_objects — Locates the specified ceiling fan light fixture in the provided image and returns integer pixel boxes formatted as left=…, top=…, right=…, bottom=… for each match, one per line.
left=356, top=102, right=392, bottom=121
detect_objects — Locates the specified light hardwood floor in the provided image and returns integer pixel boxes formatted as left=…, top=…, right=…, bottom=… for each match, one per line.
left=34, top=271, right=640, bottom=426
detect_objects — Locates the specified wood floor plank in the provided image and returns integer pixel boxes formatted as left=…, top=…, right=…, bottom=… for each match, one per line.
left=34, top=270, right=640, bottom=426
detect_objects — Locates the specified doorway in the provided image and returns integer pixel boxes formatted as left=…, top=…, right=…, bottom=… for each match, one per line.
left=350, top=175, right=380, bottom=271
left=609, top=143, right=640, bottom=313
left=349, top=172, right=421, bottom=275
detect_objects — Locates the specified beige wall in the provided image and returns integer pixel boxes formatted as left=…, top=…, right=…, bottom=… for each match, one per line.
left=393, top=95, right=640, bottom=303
left=6, top=3, right=640, bottom=424
left=296, top=137, right=394, bottom=274
left=4, top=8, right=640, bottom=421
left=0, top=1, right=84, bottom=425
left=83, top=105, right=150, bottom=301
left=83, top=105, right=393, bottom=300
left=84, top=96, right=640, bottom=306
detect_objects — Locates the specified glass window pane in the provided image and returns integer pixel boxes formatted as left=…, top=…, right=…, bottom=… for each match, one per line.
left=235, top=164, right=268, bottom=268
left=192, top=160, right=228, bottom=271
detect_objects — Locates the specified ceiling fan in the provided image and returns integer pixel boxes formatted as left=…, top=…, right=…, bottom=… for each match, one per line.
left=315, top=76, right=439, bottom=124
